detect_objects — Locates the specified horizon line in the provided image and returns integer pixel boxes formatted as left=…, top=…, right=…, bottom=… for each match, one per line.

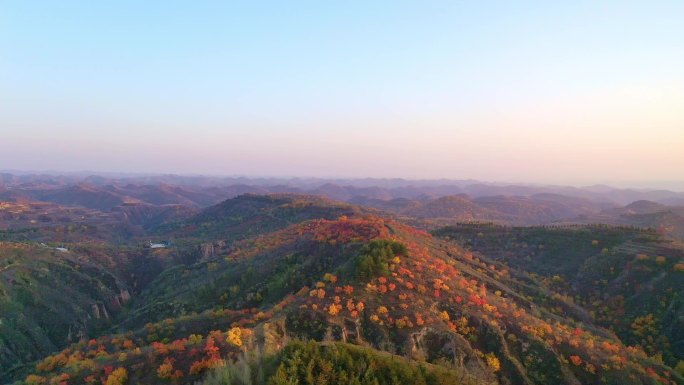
left=2, top=168, right=684, bottom=193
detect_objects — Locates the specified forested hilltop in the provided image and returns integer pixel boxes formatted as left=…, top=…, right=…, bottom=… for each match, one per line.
left=1, top=184, right=684, bottom=384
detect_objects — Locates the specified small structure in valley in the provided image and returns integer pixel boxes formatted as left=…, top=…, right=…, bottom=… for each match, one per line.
left=148, top=241, right=170, bottom=249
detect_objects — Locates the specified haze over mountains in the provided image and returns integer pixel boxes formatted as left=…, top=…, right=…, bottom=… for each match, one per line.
left=2, top=172, right=684, bottom=240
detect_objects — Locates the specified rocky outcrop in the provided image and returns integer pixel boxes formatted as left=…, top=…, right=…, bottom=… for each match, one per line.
left=90, top=302, right=110, bottom=320
left=409, top=328, right=499, bottom=385
left=110, top=289, right=131, bottom=309
left=342, top=318, right=362, bottom=343
left=199, top=240, right=229, bottom=260
left=67, top=322, right=88, bottom=344
left=252, top=320, right=289, bottom=355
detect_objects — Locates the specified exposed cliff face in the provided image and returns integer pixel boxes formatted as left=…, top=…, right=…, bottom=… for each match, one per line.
left=199, top=240, right=229, bottom=260
left=90, top=288, right=133, bottom=323
left=413, top=328, right=499, bottom=384
left=110, top=289, right=131, bottom=309
left=66, top=323, right=88, bottom=344
left=90, top=302, right=110, bottom=320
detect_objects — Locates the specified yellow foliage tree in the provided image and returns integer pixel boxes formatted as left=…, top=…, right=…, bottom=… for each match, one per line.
left=157, top=362, right=174, bottom=379
left=323, top=273, right=337, bottom=283
left=485, top=353, right=500, bottom=372
left=25, top=375, right=47, bottom=385
left=439, top=311, right=450, bottom=321
left=227, top=327, right=243, bottom=347
left=328, top=303, right=342, bottom=316
left=106, top=367, right=129, bottom=385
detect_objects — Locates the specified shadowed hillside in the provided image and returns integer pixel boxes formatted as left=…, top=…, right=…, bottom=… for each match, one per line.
left=0, top=243, right=130, bottom=378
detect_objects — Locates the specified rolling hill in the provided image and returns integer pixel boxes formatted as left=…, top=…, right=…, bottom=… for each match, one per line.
left=2, top=183, right=684, bottom=384
left=567, top=201, right=684, bottom=241
left=10, top=199, right=683, bottom=384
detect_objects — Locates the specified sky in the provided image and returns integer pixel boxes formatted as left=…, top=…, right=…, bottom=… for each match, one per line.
left=1, top=1, right=683, bottom=188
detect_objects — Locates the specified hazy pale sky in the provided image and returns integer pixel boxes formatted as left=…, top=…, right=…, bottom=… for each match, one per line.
left=1, top=1, right=683, bottom=186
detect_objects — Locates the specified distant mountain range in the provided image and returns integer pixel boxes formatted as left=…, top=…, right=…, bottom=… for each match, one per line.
left=2, top=172, right=684, bottom=205
left=2, top=173, right=684, bottom=240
